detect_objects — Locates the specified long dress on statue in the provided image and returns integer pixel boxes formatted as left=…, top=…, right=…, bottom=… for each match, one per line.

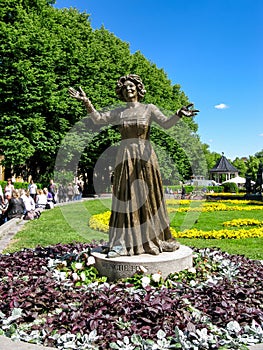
left=90, top=102, right=179, bottom=256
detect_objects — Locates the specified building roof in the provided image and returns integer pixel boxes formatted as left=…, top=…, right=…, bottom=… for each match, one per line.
left=210, top=154, right=239, bottom=173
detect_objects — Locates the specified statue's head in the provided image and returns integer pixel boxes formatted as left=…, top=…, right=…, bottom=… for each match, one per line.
left=116, top=74, right=146, bottom=101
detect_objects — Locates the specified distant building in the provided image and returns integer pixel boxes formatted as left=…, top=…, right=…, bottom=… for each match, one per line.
left=187, top=175, right=215, bottom=187
left=209, top=153, right=238, bottom=183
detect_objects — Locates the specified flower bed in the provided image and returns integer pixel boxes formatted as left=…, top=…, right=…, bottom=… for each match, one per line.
left=0, top=243, right=262, bottom=349
left=172, top=227, right=263, bottom=239
left=88, top=200, right=263, bottom=239
left=223, top=219, right=263, bottom=227
left=167, top=201, right=263, bottom=213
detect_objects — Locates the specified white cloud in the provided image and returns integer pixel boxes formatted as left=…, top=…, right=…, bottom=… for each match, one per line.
left=214, top=103, right=229, bottom=110
left=259, top=133, right=263, bottom=137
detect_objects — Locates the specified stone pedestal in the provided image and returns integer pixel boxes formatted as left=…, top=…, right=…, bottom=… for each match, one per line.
left=91, top=245, right=193, bottom=282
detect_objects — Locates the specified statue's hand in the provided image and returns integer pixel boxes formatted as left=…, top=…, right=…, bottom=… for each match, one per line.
left=177, top=103, right=199, bottom=118
left=68, top=86, right=89, bottom=102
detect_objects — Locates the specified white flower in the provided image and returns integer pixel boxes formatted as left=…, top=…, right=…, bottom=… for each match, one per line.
left=189, top=280, right=196, bottom=287
left=188, top=267, right=196, bottom=274
left=47, top=258, right=55, bottom=268
left=152, top=273, right=161, bottom=283
left=72, top=272, right=80, bottom=282
left=61, top=260, right=67, bottom=267
left=196, top=327, right=208, bottom=340
left=227, top=320, right=241, bottom=334
left=80, top=271, right=86, bottom=281
left=60, top=272, right=67, bottom=281
left=141, top=276, right=151, bottom=288
left=75, top=262, right=83, bottom=270
left=87, top=256, right=96, bottom=266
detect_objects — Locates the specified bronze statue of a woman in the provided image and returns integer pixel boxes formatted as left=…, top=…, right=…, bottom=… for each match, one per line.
left=69, top=74, right=198, bottom=258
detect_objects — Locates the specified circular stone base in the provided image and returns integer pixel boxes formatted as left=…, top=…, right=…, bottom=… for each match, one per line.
left=91, top=245, right=193, bottom=282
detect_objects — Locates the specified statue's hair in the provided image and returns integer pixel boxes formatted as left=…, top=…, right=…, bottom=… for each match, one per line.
left=115, top=74, right=146, bottom=101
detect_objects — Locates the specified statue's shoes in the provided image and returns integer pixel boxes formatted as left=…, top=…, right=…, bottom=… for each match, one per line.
left=100, top=245, right=110, bottom=254
left=161, top=241, right=180, bottom=252
left=107, top=249, right=127, bottom=258
left=144, top=242, right=160, bottom=255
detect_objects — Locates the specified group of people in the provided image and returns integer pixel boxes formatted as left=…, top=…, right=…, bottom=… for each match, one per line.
left=165, top=186, right=187, bottom=199
left=0, top=178, right=84, bottom=226
left=56, top=182, right=83, bottom=203
left=0, top=179, right=56, bottom=225
left=37, top=179, right=84, bottom=204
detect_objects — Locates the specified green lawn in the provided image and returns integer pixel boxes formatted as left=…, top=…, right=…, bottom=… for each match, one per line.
left=4, top=198, right=263, bottom=260
left=168, top=200, right=263, bottom=259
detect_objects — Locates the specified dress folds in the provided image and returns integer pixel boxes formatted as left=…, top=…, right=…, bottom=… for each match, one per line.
left=90, top=103, right=178, bottom=255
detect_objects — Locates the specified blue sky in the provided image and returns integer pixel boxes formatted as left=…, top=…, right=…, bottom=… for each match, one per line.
left=54, top=0, right=263, bottom=160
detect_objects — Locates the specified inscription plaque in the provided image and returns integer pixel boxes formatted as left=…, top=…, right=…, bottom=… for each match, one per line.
left=91, top=245, right=193, bottom=282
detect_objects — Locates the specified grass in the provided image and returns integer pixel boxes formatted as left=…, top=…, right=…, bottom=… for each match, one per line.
left=3, top=198, right=263, bottom=260
left=4, top=200, right=110, bottom=253
left=171, top=208, right=263, bottom=231
left=169, top=200, right=263, bottom=259
left=178, top=237, right=263, bottom=260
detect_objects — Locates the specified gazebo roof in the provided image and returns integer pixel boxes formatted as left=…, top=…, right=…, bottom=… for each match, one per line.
left=210, top=154, right=239, bottom=173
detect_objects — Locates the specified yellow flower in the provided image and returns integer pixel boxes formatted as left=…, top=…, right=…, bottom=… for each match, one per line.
left=89, top=211, right=111, bottom=232
left=223, top=218, right=263, bottom=227
left=88, top=199, right=263, bottom=240
left=171, top=227, right=263, bottom=239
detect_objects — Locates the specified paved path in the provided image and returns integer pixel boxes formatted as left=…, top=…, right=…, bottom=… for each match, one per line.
left=0, top=335, right=56, bottom=350
left=0, top=218, right=26, bottom=253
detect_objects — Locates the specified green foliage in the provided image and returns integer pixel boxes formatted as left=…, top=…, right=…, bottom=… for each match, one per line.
left=0, top=0, right=203, bottom=185
left=165, top=185, right=223, bottom=194
left=184, top=185, right=194, bottom=193
left=55, top=250, right=107, bottom=286
left=202, top=144, right=222, bottom=172
left=4, top=199, right=263, bottom=259
left=245, top=155, right=261, bottom=180
left=207, top=185, right=223, bottom=193
left=0, top=180, right=42, bottom=190
left=124, top=272, right=165, bottom=289
left=166, top=251, right=220, bottom=286
left=4, top=0, right=261, bottom=187
left=232, top=157, right=247, bottom=177
left=222, top=182, right=239, bottom=193
left=0, top=1, right=95, bottom=179
left=151, top=121, right=208, bottom=182
left=165, top=185, right=194, bottom=194
left=207, top=151, right=263, bottom=183
left=255, top=150, right=263, bottom=161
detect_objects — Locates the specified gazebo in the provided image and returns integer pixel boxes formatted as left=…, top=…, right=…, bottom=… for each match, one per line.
left=209, top=153, right=239, bottom=184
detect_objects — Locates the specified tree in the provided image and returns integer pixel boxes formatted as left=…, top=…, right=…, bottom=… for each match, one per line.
left=232, top=157, right=248, bottom=177
left=255, top=150, right=263, bottom=162
left=201, top=144, right=223, bottom=171
left=0, top=1, right=96, bottom=181
left=246, top=156, right=261, bottom=181
left=0, top=1, right=131, bottom=182
left=0, top=0, right=203, bottom=190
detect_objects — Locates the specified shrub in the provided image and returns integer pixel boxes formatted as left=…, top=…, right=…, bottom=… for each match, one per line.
left=207, top=185, right=223, bottom=193
left=0, top=180, right=42, bottom=192
left=222, top=182, right=238, bottom=193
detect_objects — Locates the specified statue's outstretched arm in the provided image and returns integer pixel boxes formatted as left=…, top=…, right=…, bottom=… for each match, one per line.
left=68, top=86, right=95, bottom=113
left=176, top=103, right=199, bottom=118
left=152, top=103, right=199, bottom=129
left=68, top=86, right=114, bottom=124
